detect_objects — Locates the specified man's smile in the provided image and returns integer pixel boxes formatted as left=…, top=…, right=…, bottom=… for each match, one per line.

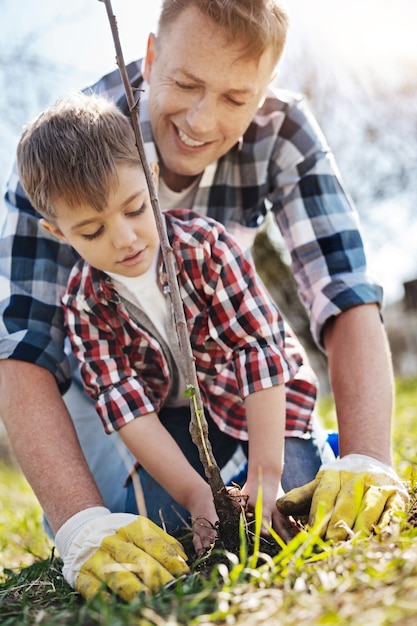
left=176, top=126, right=208, bottom=148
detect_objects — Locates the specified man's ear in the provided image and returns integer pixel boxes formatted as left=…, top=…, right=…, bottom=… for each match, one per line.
left=258, top=71, right=278, bottom=109
left=40, top=218, right=66, bottom=242
left=269, top=69, right=278, bottom=85
left=150, top=161, right=159, bottom=189
left=143, top=33, right=157, bottom=83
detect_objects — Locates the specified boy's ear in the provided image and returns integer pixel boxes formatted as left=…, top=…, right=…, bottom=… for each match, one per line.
left=40, top=218, right=66, bottom=242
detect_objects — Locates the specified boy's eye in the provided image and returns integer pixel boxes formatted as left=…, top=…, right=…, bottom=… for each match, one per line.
left=82, top=226, right=104, bottom=240
left=127, top=204, right=146, bottom=217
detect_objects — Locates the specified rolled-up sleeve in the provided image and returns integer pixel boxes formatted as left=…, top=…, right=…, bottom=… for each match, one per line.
left=268, top=93, right=383, bottom=347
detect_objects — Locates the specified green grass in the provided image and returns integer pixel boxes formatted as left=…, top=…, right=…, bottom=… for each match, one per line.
left=1, top=377, right=417, bottom=625
left=0, top=463, right=52, bottom=572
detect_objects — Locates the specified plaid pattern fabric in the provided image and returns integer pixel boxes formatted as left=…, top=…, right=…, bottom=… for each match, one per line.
left=86, top=60, right=384, bottom=346
left=0, top=59, right=382, bottom=392
left=63, top=210, right=318, bottom=439
left=0, top=168, right=76, bottom=391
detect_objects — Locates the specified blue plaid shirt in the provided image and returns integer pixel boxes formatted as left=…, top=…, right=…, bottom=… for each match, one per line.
left=0, top=60, right=382, bottom=392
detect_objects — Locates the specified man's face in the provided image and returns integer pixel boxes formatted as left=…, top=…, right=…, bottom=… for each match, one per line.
left=143, top=6, right=277, bottom=192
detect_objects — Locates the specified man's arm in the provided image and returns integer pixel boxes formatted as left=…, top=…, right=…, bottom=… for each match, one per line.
left=276, top=303, right=409, bottom=540
left=323, top=303, right=393, bottom=465
left=0, top=359, right=103, bottom=534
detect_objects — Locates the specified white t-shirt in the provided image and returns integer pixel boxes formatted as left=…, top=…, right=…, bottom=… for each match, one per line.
left=107, top=252, right=167, bottom=343
left=158, top=176, right=202, bottom=212
left=106, top=251, right=187, bottom=405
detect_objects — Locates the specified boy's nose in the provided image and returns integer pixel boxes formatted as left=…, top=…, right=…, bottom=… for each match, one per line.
left=111, top=222, right=137, bottom=249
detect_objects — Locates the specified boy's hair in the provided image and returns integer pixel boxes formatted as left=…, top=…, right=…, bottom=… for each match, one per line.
left=17, top=92, right=141, bottom=222
left=157, top=0, right=289, bottom=65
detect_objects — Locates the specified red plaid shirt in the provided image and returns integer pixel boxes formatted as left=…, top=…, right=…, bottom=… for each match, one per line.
left=63, top=210, right=318, bottom=439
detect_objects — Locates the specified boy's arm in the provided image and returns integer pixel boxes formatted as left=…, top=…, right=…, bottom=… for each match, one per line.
left=118, top=412, right=218, bottom=553
left=63, top=283, right=161, bottom=434
left=241, top=385, right=295, bottom=539
left=64, top=290, right=218, bottom=551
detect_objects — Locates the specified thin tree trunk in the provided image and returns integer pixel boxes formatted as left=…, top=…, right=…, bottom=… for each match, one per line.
left=100, top=0, right=240, bottom=547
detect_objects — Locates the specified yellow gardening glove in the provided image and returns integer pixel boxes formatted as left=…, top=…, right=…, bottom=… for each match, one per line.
left=55, top=507, right=189, bottom=601
left=276, top=455, right=409, bottom=541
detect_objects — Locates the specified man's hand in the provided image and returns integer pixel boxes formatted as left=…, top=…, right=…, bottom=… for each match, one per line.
left=276, top=455, right=409, bottom=541
left=55, top=507, right=189, bottom=601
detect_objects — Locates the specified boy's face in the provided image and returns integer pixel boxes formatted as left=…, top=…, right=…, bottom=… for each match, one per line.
left=143, top=6, right=277, bottom=192
left=42, top=165, right=160, bottom=278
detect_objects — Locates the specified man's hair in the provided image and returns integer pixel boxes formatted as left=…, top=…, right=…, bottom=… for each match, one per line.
left=157, top=0, right=289, bottom=64
left=17, top=92, right=141, bottom=222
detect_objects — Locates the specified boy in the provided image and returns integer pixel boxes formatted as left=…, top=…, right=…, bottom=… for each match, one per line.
left=17, top=92, right=320, bottom=556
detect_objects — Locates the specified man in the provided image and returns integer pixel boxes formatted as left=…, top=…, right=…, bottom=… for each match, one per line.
left=0, top=0, right=406, bottom=600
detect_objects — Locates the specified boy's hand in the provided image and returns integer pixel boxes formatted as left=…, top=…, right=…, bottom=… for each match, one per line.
left=187, top=487, right=219, bottom=555
left=228, top=479, right=298, bottom=543
left=276, top=455, right=409, bottom=540
left=55, top=507, right=189, bottom=601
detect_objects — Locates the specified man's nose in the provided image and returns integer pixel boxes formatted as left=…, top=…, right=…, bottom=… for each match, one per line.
left=186, top=93, right=217, bottom=135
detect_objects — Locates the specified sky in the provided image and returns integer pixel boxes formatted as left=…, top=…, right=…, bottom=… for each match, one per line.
left=2, top=0, right=161, bottom=89
left=2, top=0, right=417, bottom=303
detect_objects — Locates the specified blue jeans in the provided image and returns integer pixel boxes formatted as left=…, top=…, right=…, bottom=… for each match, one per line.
left=125, top=405, right=335, bottom=534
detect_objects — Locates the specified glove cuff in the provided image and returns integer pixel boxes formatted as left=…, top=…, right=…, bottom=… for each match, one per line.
left=321, top=454, right=408, bottom=498
left=323, top=453, right=396, bottom=478
left=55, top=506, right=111, bottom=560
left=350, top=454, right=397, bottom=477
left=56, top=508, right=138, bottom=589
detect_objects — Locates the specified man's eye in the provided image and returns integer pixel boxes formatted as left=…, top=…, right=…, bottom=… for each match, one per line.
left=227, top=97, right=246, bottom=107
left=176, top=81, right=195, bottom=90
left=82, top=226, right=104, bottom=240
